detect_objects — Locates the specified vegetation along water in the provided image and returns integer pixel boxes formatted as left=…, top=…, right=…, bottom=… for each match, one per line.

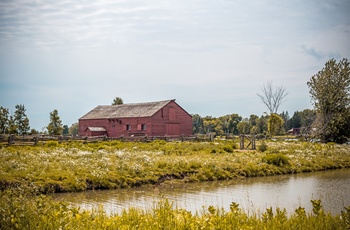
left=1, top=139, right=350, bottom=229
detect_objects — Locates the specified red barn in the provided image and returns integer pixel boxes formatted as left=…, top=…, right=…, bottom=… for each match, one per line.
left=78, top=99, right=192, bottom=137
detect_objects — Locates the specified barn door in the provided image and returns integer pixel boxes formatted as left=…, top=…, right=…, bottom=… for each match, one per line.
left=166, top=124, right=180, bottom=135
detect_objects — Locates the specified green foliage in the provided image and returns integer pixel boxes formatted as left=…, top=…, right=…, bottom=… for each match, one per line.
left=192, top=114, right=205, bottom=134
left=14, top=104, right=30, bottom=135
left=286, top=111, right=302, bottom=129
left=268, top=113, right=284, bottom=137
left=286, top=109, right=316, bottom=131
left=237, top=119, right=251, bottom=134
left=112, top=97, right=123, bottom=105
left=0, top=190, right=348, bottom=230
left=62, top=125, right=69, bottom=135
left=258, top=141, right=268, bottom=152
left=47, top=109, right=63, bottom=135
left=307, top=58, right=350, bottom=143
left=262, top=153, right=290, bottom=166
left=0, top=106, right=9, bottom=134
left=46, top=140, right=59, bottom=147
left=222, top=145, right=233, bottom=153
left=192, top=113, right=243, bottom=135
left=7, top=115, right=17, bottom=134
left=69, top=122, right=79, bottom=136
left=0, top=141, right=350, bottom=193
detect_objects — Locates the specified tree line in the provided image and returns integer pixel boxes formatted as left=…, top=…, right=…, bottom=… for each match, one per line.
left=0, top=106, right=79, bottom=136
left=193, top=58, right=350, bottom=143
left=0, top=103, right=314, bottom=138
left=192, top=109, right=316, bottom=136
left=1, top=58, right=349, bottom=143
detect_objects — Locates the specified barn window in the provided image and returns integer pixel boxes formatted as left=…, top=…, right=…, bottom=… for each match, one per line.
left=141, top=124, right=146, bottom=130
left=126, top=124, right=131, bottom=130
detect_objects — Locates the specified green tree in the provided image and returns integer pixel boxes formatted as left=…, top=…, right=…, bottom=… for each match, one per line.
left=8, top=116, right=17, bottom=134
left=112, top=97, right=124, bottom=105
left=192, top=114, right=204, bottom=134
left=62, top=125, right=69, bottom=135
left=47, top=109, right=63, bottom=135
left=69, top=122, right=79, bottom=136
left=285, top=109, right=316, bottom=132
left=0, top=106, right=9, bottom=134
left=256, top=115, right=268, bottom=134
left=286, top=111, right=302, bottom=130
left=279, top=111, right=289, bottom=131
left=237, top=119, right=251, bottom=134
left=250, top=126, right=259, bottom=134
left=307, top=58, right=350, bottom=143
left=299, top=109, right=316, bottom=129
left=227, top=114, right=242, bottom=135
left=268, top=113, right=284, bottom=137
left=249, top=114, right=259, bottom=127
left=29, top=129, right=39, bottom=135
left=14, top=104, right=30, bottom=135
left=203, top=116, right=222, bottom=134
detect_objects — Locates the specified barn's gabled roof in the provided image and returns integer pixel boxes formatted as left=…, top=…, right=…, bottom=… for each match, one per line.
left=80, top=99, right=175, bottom=120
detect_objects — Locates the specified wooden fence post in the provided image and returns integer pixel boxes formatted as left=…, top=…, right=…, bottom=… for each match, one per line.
left=33, top=137, right=38, bottom=145
left=240, top=134, right=256, bottom=150
left=240, top=134, right=244, bottom=149
left=8, top=135, right=14, bottom=146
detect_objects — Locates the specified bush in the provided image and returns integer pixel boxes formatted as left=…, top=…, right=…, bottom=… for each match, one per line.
left=45, top=141, right=59, bottom=147
left=223, top=145, right=233, bottom=153
left=258, top=141, right=268, bottom=152
left=262, top=153, right=290, bottom=166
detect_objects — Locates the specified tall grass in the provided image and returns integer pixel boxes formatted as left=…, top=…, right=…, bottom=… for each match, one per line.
left=0, top=140, right=350, bottom=192
left=1, top=188, right=349, bottom=230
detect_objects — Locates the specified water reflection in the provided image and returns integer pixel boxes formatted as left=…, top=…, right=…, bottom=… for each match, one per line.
left=53, top=169, right=350, bottom=215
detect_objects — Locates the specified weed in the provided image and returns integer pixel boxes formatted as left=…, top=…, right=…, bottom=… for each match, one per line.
left=1, top=190, right=348, bottom=230
left=262, top=153, right=290, bottom=166
left=45, top=140, right=59, bottom=147
left=258, top=141, right=268, bottom=152
left=0, top=140, right=350, bottom=193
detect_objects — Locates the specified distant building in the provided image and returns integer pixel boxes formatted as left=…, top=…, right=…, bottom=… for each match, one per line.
left=287, top=127, right=301, bottom=135
left=79, top=99, right=192, bottom=137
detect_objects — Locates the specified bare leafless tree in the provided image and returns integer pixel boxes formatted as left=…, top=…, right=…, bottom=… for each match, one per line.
left=257, top=81, right=288, bottom=114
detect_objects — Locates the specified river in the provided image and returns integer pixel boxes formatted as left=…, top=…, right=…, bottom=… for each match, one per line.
left=52, top=169, right=350, bottom=215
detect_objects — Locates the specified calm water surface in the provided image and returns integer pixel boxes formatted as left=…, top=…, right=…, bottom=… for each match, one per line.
left=53, top=169, right=350, bottom=215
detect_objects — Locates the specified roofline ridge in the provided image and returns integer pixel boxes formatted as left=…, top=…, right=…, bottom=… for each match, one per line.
left=97, top=99, right=175, bottom=107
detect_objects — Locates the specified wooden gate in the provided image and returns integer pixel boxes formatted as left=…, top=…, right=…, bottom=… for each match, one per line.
left=239, top=134, right=256, bottom=150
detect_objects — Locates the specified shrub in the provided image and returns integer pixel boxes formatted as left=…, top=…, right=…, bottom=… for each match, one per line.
left=45, top=141, right=59, bottom=147
left=223, top=145, right=233, bottom=153
left=258, top=141, right=268, bottom=152
left=262, top=153, right=290, bottom=166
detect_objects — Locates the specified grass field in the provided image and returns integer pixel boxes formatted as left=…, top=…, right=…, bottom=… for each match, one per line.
left=1, top=139, right=350, bottom=229
left=1, top=139, right=349, bottom=193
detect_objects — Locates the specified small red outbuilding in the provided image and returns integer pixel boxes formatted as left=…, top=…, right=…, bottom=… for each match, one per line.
left=78, top=99, right=192, bottom=137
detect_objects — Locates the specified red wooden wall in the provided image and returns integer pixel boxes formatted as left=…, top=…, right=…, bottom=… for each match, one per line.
left=79, top=101, right=192, bottom=137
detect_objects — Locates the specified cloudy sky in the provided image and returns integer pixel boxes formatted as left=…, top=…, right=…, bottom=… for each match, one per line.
left=1, top=0, right=349, bottom=130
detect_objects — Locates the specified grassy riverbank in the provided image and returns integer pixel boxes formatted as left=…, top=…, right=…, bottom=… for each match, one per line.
left=1, top=189, right=349, bottom=230
left=1, top=139, right=350, bottom=193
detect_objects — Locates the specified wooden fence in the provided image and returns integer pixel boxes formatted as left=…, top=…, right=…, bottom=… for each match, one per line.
left=0, top=133, right=228, bottom=146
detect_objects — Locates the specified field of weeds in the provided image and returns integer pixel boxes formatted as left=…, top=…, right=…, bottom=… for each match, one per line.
left=1, top=189, right=349, bottom=229
left=0, top=139, right=350, bottom=193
